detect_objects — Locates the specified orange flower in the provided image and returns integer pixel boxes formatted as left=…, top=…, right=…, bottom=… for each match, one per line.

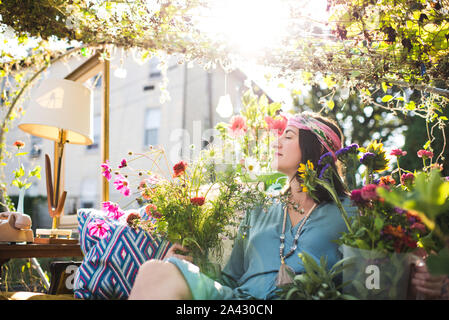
left=383, top=225, right=404, bottom=238
left=379, top=175, right=396, bottom=186
left=13, top=140, right=25, bottom=149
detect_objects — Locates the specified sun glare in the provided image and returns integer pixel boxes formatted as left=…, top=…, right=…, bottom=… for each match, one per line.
left=196, top=0, right=330, bottom=56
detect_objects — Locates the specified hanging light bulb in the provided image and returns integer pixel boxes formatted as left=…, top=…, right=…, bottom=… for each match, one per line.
left=216, top=72, right=233, bottom=118
left=216, top=94, right=233, bottom=118
left=114, top=67, right=127, bottom=79
left=114, top=48, right=127, bottom=79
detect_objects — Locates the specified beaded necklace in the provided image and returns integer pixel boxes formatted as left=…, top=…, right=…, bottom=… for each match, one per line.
left=275, top=202, right=317, bottom=287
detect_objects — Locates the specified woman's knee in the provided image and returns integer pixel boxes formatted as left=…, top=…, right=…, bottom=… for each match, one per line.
left=129, top=259, right=191, bottom=299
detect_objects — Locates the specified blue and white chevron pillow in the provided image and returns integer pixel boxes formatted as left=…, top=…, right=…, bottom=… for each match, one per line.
left=73, top=207, right=171, bottom=300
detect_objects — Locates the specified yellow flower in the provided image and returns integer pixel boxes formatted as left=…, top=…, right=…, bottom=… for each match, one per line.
left=301, top=184, right=308, bottom=193
left=306, top=160, right=314, bottom=170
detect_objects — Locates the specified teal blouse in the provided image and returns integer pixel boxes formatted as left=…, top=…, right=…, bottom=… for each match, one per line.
left=166, top=197, right=356, bottom=300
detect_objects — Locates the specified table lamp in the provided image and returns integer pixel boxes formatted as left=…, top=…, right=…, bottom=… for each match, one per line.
left=19, top=79, right=93, bottom=239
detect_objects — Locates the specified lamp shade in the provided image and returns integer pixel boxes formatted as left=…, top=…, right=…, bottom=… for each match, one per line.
left=19, top=79, right=93, bottom=145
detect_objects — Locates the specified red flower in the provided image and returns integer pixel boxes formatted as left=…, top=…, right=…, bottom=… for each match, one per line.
left=126, top=212, right=141, bottom=227
left=417, top=149, right=434, bottom=159
left=265, top=115, right=288, bottom=136
left=190, top=196, right=205, bottom=206
left=173, top=160, right=188, bottom=178
left=390, top=149, right=407, bottom=157
left=13, top=140, right=25, bottom=149
left=228, top=115, right=247, bottom=137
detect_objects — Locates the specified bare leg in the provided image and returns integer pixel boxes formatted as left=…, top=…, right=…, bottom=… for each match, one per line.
left=128, top=260, right=192, bottom=300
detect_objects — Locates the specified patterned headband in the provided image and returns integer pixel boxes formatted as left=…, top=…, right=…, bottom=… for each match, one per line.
left=287, top=114, right=342, bottom=153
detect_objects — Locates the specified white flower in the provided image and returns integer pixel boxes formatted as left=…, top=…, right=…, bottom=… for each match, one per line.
left=244, top=157, right=260, bottom=180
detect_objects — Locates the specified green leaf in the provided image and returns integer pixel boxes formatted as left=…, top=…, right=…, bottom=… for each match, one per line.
left=405, top=101, right=416, bottom=110
left=381, top=82, right=388, bottom=93
left=381, top=95, right=393, bottom=102
left=15, top=152, right=29, bottom=157
left=426, top=247, right=449, bottom=276
left=374, top=217, right=384, bottom=232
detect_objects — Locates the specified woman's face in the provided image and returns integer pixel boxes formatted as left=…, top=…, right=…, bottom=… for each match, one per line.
left=271, top=125, right=302, bottom=177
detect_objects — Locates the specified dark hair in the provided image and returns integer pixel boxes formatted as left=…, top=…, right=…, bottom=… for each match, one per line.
left=294, top=113, right=348, bottom=203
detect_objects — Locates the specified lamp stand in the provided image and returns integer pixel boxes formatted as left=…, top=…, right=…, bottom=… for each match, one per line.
left=35, top=130, right=75, bottom=243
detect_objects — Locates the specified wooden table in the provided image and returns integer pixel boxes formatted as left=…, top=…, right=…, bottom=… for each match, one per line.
left=0, top=243, right=83, bottom=270
left=0, top=243, right=84, bottom=293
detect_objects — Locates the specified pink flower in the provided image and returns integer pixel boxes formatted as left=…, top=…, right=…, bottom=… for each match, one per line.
left=118, top=158, right=127, bottom=168
left=410, top=222, right=427, bottom=233
left=102, top=201, right=125, bottom=220
left=265, top=115, right=288, bottom=136
left=417, top=149, right=434, bottom=159
left=87, top=219, right=110, bottom=239
left=113, top=174, right=131, bottom=196
left=401, top=173, right=415, bottom=185
left=390, top=149, right=407, bottom=157
left=361, top=184, right=379, bottom=201
left=101, top=161, right=112, bottom=181
left=350, top=189, right=366, bottom=205
left=228, top=115, right=247, bottom=137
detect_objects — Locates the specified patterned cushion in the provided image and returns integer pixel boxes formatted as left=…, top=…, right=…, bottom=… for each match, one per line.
left=73, top=207, right=171, bottom=300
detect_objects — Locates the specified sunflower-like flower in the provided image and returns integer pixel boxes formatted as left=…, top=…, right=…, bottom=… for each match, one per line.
left=297, top=160, right=316, bottom=193
left=361, top=140, right=389, bottom=173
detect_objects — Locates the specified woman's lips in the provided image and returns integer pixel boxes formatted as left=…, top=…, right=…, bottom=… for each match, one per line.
left=275, top=152, right=283, bottom=157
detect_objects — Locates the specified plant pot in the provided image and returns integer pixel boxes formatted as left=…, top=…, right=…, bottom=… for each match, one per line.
left=339, top=245, right=413, bottom=300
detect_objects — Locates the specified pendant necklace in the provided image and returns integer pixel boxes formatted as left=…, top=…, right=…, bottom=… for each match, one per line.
left=275, top=202, right=317, bottom=287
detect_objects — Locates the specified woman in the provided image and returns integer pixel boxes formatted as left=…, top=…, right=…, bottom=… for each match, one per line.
left=129, top=112, right=356, bottom=300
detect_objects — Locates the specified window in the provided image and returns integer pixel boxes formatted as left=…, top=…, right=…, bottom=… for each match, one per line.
left=80, top=178, right=97, bottom=208
left=144, top=108, right=161, bottom=147
left=87, top=114, right=101, bottom=150
left=149, top=57, right=161, bottom=78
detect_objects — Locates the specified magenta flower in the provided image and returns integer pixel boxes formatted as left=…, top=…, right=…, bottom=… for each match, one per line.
left=102, top=201, right=125, bottom=220
left=118, top=158, right=127, bottom=169
left=361, top=184, right=379, bottom=201
left=113, top=174, right=131, bottom=197
left=101, top=161, right=112, bottom=181
left=390, top=149, right=407, bottom=157
left=87, top=219, right=110, bottom=239
left=350, top=189, right=366, bottom=205
left=417, top=149, right=434, bottom=159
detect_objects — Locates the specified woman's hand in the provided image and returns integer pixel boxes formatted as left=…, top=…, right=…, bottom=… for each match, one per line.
left=411, top=262, right=447, bottom=299
left=164, top=243, right=193, bottom=263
